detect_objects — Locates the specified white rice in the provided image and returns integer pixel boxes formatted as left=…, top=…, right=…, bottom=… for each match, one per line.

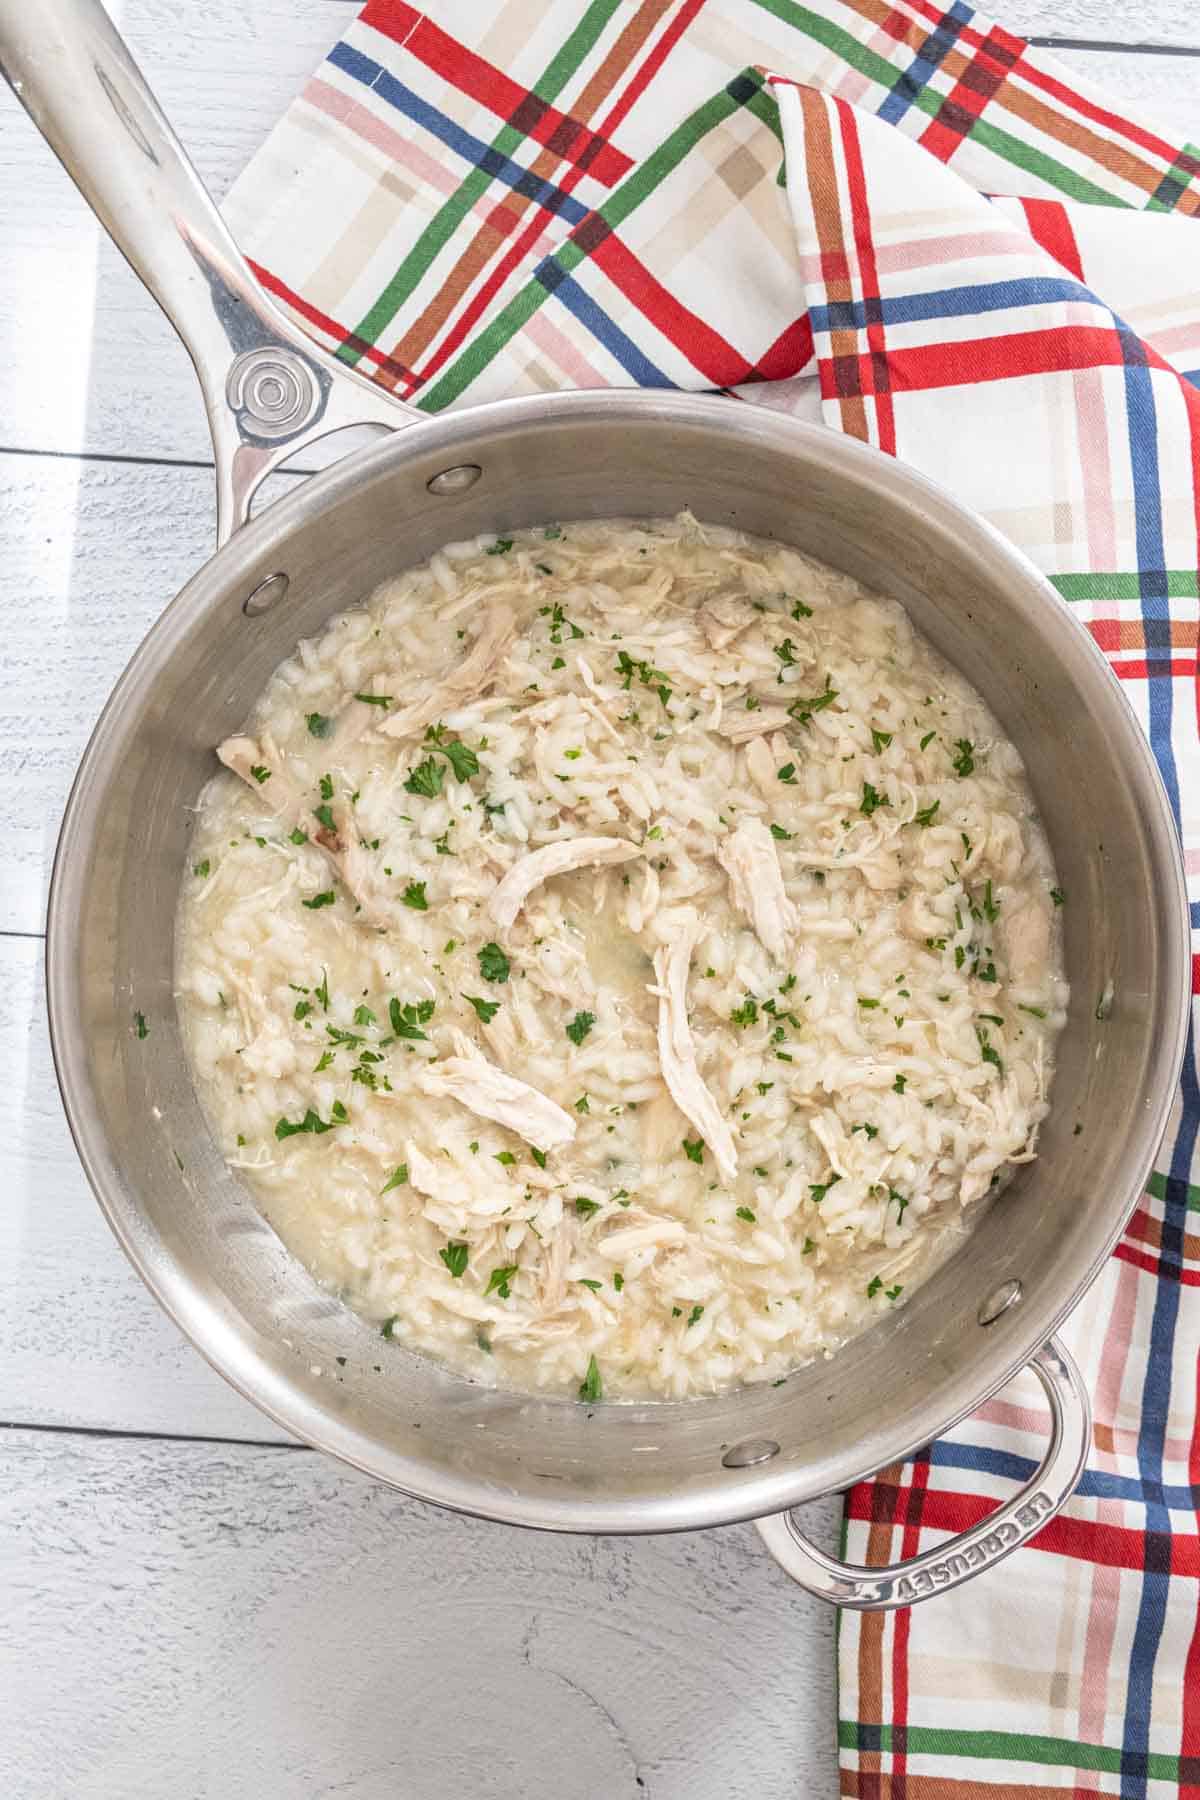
left=175, top=513, right=1067, bottom=1401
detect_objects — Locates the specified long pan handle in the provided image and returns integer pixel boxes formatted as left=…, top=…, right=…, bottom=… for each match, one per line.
left=0, top=0, right=418, bottom=544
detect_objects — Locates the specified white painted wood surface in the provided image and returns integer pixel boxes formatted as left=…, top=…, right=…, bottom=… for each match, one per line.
left=0, top=1428, right=840, bottom=1800
left=0, top=4, right=1193, bottom=1796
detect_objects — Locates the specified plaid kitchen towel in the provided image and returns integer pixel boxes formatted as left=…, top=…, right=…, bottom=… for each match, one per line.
left=225, top=2, right=1200, bottom=1793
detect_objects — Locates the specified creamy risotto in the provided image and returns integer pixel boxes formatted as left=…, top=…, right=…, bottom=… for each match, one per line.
left=176, top=515, right=1066, bottom=1401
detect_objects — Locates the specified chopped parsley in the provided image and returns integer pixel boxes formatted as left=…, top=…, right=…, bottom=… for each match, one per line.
left=886, top=1284, right=904, bottom=1301
left=893, top=1073, right=907, bottom=1094
left=306, top=712, right=331, bottom=738
left=776, top=762, right=797, bottom=784
left=401, top=881, right=428, bottom=911
left=852, top=1122, right=879, bottom=1139
left=494, top=1151, right=516, bottom=1166
left=486, top=1265, right=518, bottom=1299
left=919, top=730, right=936, bottom=750
left=1050, top=887, right=1065, bottom=907
left=730, top=996, right=759, bottom=1028
left=770, top=822, right=793, bottom=841
left=424, top=731, right=480, bottom=782
left=404, top=757, right=444, bottom=798
left=544, top=525, right=562, bottom=540
left=574, top=1198, right=601, bottom=1218
left=249, top=764, right=271, bottom=784
left=857, top=996, right=880, bottom=1010
left=319, top=773, right=333, bottom=801
left=890, top=1188, right=909, bottom=1224
left=791, top=598, right=814, bottom=619
left=981, top=880, right=999, bottom=923
left=914, top=800, right=940, bottom=827
left=578, top=1355, right=602, bottom=1403
left=478, top=942, right=511, bottom=984
left=613, top=1272, right=625, bottom=1292
left=566, top=1010, right=596, bottom=1046
left=381, top=1317, right=400, bottom=1340
left=809, top=1174, right=842, bottom=1204
left=976, top=1026, right=1004, bottom=1076
left=952, top=738, right=976, bottom=777
left=486, top=538, right=514, bottom=555
left=802, top=1237, right=815, bottom=1255
left=774, top=638, right=798, bottom=667
left=871, top=727, right=893, bottom=753
left=193, top=859, right=210, bottom=879
left=531, top=1148, right=547, bottom=1170
left=788, top=680, right=838, bottom=726
left=289, top=827, right=308, bottom=845
left=439, top=1241, right=469, bottom=1278
left=686, top=1304, right=704, bottom=1328
left=302, top=890, right=336, bottom=910
left=293, top=1000, right=313, bottom=1021
left=315, top=970, right=330, bottom=1010
left=313, top=802, right=336, bottom=833
left=867, top=1275, right=884, bottom=1298
left=275, top=1104, right=347, bottom=1139
left=381, top=1164, right=409, bottom=1194
left=354, top=691, right=392, bottom=707
left=735, top=1206, right=757, bottom=1223
left=1019, top=1003, right=1047, bottom=1019
left=353, top=1005, right=376, bottom=1027
left=860, top=781, right=888, bottom=817
left=578, top=1279, right=603, bottom=1293
left=389, top=997, right=434, bottom=1041
left=464, top=994, right=500, bottom=1024
left=682, top=1139, right=705, bottom=1165
left=133, top=1011, right=148, bottom=1040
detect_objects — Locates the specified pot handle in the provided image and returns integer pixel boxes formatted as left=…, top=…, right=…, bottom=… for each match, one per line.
left=0, top=0, right=420, bottom=545
left=755, top=1336, right=1090, bottom=1610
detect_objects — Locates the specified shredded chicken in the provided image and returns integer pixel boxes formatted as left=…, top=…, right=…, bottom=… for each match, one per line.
left=377, top=604, right=516, bottom=740
left=1001, top=893, right=1053, bottom=988
left=716, top=817, right=796, bottom=959
left=489, top=836, right=642, bottom=930
left=744, top=734, right=778, bottom=796
left=698, top=593, right=761, bottom=650
left=416, top=1031, right=576, bottom=1153
left=216, top=734, right=391, bottom=927
left=650, top=917, right=738, bottom=1183
left=718, top=705, right=793, bottom=744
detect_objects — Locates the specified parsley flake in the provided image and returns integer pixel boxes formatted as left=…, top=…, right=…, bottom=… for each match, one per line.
left=478, top=942, right=511, bottom=984
left=440, top=1242, right=469, bottom=1278
left=682, top=1139, right=705, bottom=1165
left=465, top=994, right=500, bottom=1024
left=578, top=1355, right=602, bottom=1403
left=566, top=1010, right=596, bottom=1045
left=401, top=881, right=428, bottom=911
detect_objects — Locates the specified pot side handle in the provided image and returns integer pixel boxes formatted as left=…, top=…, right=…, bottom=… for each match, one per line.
left=0, top=0, right=420, bottom=546
left=755, top=1336, right=1090, bottom=1610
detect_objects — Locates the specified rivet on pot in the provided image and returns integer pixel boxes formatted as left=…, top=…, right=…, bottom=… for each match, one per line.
left=243, top=572, right=289, bottom=617
left=722, top=1438, right=781, bottom=1469
left=978, top=1278, right=1022, bottom=1326
left=426, top=463, right=483, bottom=495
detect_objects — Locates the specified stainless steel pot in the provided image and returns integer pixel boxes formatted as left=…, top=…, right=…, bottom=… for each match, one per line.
left=5, top=0, right=1188, bottom=1611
